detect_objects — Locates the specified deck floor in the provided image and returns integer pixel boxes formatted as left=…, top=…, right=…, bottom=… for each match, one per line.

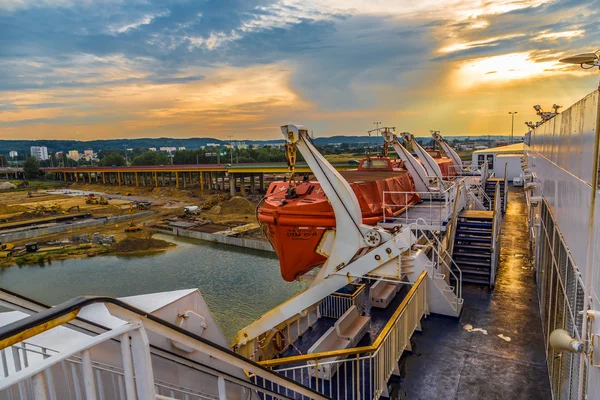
left=401, top=187, right=551, bottom=400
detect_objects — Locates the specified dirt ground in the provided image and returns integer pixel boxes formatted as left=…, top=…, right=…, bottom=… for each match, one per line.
left=0, top=182, right=261, bottom=267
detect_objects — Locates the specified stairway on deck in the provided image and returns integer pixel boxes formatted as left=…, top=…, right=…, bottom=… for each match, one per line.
left=452, top=210, right=494, bottom=286
left=484, top=178, right=505, bottom=211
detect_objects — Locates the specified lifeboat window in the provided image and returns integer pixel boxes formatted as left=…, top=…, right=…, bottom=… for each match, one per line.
left=307, top=186, right=315, bottom=195
left=360, top=159, right=390, bottom=169
left=269, top=185, right=277, bottom=194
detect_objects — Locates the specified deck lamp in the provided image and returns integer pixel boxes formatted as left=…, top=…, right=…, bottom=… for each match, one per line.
left=550, top=329, right=584, bottom=353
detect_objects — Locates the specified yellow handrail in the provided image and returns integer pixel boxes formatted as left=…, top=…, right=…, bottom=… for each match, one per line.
left=258, top=270, right=427, bottom=368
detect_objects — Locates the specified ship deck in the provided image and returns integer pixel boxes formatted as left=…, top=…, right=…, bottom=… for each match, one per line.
left=401, top=187, right=552, bottom=399
left=279, top=284, right=411, bottom=359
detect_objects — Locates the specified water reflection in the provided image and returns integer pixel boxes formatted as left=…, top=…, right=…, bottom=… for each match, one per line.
left=0, top=234, right=307, bottom=341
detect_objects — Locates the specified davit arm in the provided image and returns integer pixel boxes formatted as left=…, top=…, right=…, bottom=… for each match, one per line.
left=235, top=125, right=407, bottom=346
left=431, top=131, right=463, bottom=175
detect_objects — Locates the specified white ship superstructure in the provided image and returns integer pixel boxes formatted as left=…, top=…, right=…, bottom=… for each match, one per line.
left=524, top=86, right=600, bottom=400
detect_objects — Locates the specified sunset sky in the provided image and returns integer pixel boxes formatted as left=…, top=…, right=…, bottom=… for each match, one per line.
left=1, top=0, right=599, bottom=140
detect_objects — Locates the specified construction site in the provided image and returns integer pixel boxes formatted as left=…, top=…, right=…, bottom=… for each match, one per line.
left=0, top=181, right=266, bottom=267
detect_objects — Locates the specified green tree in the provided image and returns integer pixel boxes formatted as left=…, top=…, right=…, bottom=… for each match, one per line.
left=131, top=151, right=170, bottom=166
left=100, top=152, right=126, bottom=166
left=23, top=157, right=40, bottom=180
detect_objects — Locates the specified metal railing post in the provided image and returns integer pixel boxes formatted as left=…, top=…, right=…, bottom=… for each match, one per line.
left=32, top=372, right=48, bottom=400
left=129, top=327, right=157, bottom=399
left=120, top=333, right=137, bottom=400
left=81, top=349, right=97, bottom=400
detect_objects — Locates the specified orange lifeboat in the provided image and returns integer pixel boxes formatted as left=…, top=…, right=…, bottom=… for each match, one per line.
left=258, top=157, right=420, bottom=281
left=426, top=150, right=457, bottom=177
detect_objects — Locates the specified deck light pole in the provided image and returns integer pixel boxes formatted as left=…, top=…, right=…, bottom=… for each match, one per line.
left=508, top=112, right=517, bottom=144
left=227, top=135, right=234, bottom=164
left=373, top=122, right=381, bottom=153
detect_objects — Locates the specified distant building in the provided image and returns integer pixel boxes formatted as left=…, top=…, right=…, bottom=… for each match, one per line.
left=148, top=147, right=157, bottom=152
left=81, top=149, right=96, bottom=161
left=159, top=147, right=176, bottom=152
left=206, top=143, right=220, bottom=147
left=55, top=151, right=64, bottom=159
left=236, top=142, right=248, bottom=150
left=30, top=146, right=49, bottom=161
left=177, top=147, right=186, bottom=151
left=9, top=151, right=17, bottom=158
left=67, top=150, right=80, bottom=160
left=252, top=144, right=260, bottom=149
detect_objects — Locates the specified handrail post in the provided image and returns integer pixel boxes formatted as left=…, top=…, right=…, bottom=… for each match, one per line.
left=120, top=333, right=137, bottom=400
left=130, top=327, right=156, bottom=399
left=81, top=349, right=97, bottom=400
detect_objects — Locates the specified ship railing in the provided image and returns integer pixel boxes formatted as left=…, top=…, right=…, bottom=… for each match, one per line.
left=319, top=283, right=366, bottom=319
left=382, top=180, right=465, bottom=230
left=235, top=301, right=321, bottom=362
left=490, top=183, right=503, bottom=286
left=409, top=218, right=463, bottom=312
left=253, top=271, right=428, bottom=400
left=2, top=342, right=227, bottom=400
left=0, top=293, right=327, bottom=400
left=466, top=185, right=491, bottom=211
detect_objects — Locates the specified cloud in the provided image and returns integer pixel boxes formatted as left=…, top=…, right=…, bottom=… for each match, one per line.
left=1, top=0, right=600, bottom=139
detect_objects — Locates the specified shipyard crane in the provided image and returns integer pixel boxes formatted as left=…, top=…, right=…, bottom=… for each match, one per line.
left=235, top=124, right=462, bottom=347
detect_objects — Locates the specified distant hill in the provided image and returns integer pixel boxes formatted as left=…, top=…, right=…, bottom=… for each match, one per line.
left=0, top=135, right=514, bottom=155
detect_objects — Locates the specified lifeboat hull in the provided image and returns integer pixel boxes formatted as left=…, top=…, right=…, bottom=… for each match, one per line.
left=259, top=170, right=419, bottom=281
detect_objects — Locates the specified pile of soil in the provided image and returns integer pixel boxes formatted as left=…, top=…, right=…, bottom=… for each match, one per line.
left=0, top=204, right=28, bottom=214
left=111, top=237, right=175, bottom=253
left=0, top=182, right=16, bottom=190
left=206, top=196, right=255, bottom=215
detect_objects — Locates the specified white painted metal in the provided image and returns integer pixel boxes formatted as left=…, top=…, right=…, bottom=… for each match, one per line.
left=526, top=87, right=600, bottom=400
left=32, top=372, right=48, bottom=400
left=402, top=132, right=443, bottom=181
left=0, top=323, right=138, bottom=391
left=380, top=130, right=430, bottom=192
left=105, top=305, right=327, bottom=399
left=129, top=327, right=156, bottom=399
left=0, top=310, right=326, bottom=400
left=255, top=273, right=429, bottom=399
left=431, top=131, right=464, bottom=174
left=81, top=350, right=98, bottom=400
left=407, top=219, right=463, bottom=315
left=119, top=333, right=136, bottom=400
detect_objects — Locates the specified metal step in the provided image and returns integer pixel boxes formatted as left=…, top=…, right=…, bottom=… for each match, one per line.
left=462, top=276, right=492, bottom=285
left=456, top=228, right=492, bottom=236
left=452, top=267, right=491, bottom=276
left=453, top=252, right=492, bottom=260
left=455, top=235, right=492, bottom=243
left=454, top=243, right=492, bottom=251
left=458, top=216, right=493, bottom=222
left=457, top=221, right=493, bottom=228
left=455, top=259, right=491, bottom=268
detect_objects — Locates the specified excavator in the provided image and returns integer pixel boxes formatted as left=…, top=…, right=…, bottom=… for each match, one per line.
left=0, top=242, right=15, bottom=258
left=124, top=205, right=142, bottom=232
left=86, top=194, right=108, bottom=205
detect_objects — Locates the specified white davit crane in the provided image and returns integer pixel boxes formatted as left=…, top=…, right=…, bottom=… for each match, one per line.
left=431, top=131, right=464, bottom=175
left=235, top=125, right=462, bottom=347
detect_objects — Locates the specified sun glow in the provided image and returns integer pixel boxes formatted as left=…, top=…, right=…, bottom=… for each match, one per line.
left=453, top=52, right=566, bottom=88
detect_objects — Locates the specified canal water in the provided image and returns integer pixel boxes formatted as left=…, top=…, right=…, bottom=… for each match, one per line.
left=0, top=234, right=307, bottom=342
